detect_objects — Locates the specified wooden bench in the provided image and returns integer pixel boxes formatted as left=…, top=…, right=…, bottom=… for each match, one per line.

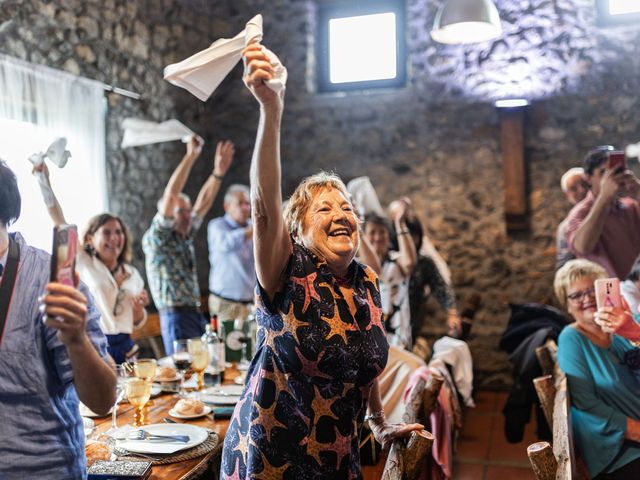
left=380, top=367, right=443, bottom=480
left=528, top=340, right=589, bottom=480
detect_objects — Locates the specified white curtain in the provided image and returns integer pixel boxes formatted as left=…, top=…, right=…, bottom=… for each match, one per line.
left=0, top=54, right=106, bottom=250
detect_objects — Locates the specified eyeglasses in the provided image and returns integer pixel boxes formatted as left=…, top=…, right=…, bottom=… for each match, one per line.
left=567, top=287, right=596, bottom=304
left=113, top=288, right=126, bottom=316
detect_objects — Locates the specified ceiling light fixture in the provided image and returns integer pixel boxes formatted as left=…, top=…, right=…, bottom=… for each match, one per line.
left=431, top=0, right=502, bottom=45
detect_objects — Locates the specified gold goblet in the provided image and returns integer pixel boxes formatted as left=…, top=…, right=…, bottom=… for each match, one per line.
left=133, top=358, right=157, bottom=381
left=188, top=338, right=209, bottom=391
left=126, top=377, right=152, bottom=427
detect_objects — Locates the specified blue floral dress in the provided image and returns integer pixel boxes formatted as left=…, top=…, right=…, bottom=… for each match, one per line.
left=221, top=243, right=389, bottom=479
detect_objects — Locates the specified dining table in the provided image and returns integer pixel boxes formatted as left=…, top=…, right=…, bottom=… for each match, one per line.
left=91, top=365, right=242, bottom=480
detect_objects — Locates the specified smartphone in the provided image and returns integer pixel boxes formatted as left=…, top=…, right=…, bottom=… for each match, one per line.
left=608, top=151, right=626, bottom=172
left=594, top=278, right=622, bottom=310
left=87, top=460, right=152, bottom=480
left=50, top=224, right=77, bottom=286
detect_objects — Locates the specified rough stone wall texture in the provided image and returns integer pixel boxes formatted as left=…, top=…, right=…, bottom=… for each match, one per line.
left=1, top=0, right=639, bottom=387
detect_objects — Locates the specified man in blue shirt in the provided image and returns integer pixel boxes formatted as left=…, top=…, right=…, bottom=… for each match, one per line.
left=207, top=184, right=255, bottom=321
left=0, top=161, right=116, bottom=478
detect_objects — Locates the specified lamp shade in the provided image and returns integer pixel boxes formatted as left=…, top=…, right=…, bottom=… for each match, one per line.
left=431, top=0, right=502, bottom=45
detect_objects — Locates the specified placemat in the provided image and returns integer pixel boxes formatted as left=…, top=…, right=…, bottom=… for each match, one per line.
left=114, top=431, right=219, bottom=465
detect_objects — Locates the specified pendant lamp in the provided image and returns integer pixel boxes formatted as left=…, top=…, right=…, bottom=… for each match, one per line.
left=431, top=0, right=502, bottom=45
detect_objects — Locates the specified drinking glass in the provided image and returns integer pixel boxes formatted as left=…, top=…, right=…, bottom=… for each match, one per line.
left=126, top=377, right=152, bottom=426
left=234, top=318, right=251, bottom=371
left=172, top=339, right=193, bottom=397
left=105, top=365, right=128, bottom=436
left=188, top=338, right=209, bottom=391
left=134, top=358, right=157, bottom=382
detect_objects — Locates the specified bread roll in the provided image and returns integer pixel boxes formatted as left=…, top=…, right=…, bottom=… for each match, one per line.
left=174, top=398, right=205, bottom=416
left=85, top=441, right=111, bottom=466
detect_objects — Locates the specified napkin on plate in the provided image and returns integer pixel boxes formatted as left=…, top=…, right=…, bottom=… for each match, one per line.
left=120, top=118, right=195, bottom=148
left=163, top=14, right=287, bottom=102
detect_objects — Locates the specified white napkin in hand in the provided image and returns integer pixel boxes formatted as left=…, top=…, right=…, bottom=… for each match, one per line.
left=346, top=176, right=385, bottom=217
left=28, top=137, right=71, bottom=208
left=163, top=14, right=287, bottom=101
left=626, top=141, right=640, bottom=159
left=121, top=118, right=196, bottom=148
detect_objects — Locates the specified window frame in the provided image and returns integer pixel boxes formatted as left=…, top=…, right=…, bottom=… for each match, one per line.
left=316, top=0, right=406, bottom=93
left=595, top=0, right=640, bottom=26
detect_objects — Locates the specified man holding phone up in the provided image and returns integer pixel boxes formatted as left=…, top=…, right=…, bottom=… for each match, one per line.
left=0, top=161, right=116, bottom=478
left=564, top=146, right=640, bottom=279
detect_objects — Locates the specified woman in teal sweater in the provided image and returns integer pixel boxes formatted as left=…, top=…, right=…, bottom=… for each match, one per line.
left=555, top=259, right=640, bottom=479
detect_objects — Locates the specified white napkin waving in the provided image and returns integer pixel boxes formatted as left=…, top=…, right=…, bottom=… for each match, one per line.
left=626, top=141, right=640, bottom=159
left=346, top=176, right=385, bottom=217
left=121, top=118, right=196, bottom=148
left=28, top=137, right=71, bottom=208
left=163, top=14, right=287, bottom=102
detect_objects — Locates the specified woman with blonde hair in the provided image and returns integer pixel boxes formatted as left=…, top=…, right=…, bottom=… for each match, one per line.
left=220, top=43, right=423, bottom=479
left=555, top=259, right=640, bottom=479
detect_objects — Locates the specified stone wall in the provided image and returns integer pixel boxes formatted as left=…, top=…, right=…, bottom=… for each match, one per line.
left=1, top=0, right=639, bottom=387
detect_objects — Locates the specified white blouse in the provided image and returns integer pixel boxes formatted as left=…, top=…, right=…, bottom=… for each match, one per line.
left=379, top=251, right=411, bottom=349
left=76, top=248, right=147, bottom=335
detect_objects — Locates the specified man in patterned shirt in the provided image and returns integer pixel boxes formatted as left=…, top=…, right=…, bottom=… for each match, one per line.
left=143, top=137, right=234, bottom=355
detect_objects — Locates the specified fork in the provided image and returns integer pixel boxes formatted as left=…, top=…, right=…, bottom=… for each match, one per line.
left=128, top=430, right=190, bottom=443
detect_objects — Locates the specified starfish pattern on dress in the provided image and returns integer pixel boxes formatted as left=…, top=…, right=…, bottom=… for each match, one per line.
left=322, top=305, right=357, bottom=343
left=290, top=271, right=322, bottom=314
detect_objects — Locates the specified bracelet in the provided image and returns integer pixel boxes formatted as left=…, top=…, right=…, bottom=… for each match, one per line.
left=365, top=410, right=386, bottom=422
left=397, top=230, right=410, bottom=235
left=212, top=173, right=225, bottom=181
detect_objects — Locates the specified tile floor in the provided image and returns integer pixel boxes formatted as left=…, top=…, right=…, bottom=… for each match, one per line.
left=363, top=390, right=539, bottom=480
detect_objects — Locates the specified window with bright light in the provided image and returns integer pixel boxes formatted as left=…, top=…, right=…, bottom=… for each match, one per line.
left=0, top=119, right=107, bottom=251
left=596, top=0, right=640, bottom=25
left=317, top=1, right=406, bottom=92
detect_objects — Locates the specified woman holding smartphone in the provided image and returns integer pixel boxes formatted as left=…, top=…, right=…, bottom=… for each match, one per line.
left=34, top=164, right=149, bottom=363
left=555, top=259, right=640, bottom=479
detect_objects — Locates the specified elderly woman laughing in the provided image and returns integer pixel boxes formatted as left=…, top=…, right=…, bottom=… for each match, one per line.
left=219, top=43, right=423, bottom=480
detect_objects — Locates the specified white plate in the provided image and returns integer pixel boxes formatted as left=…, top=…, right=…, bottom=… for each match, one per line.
left=79, top=403, right=113, bottom=418
left=201, top=385, right=243, bottom=405
left=168, top=405, right=212, bottom=419
left=150, top=384, right=163, bottom=397
left=115, top=423, right=208, bottom=454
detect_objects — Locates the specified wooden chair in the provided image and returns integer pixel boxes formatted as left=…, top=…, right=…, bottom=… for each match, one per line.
left=131, top=312, right=165, bottom=358
left=528, top=340, right=589, bottom=480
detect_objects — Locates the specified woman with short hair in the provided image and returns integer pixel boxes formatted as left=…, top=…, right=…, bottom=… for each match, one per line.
left=219, top=43, right=422, bottom=479
left=555, top=259, right=640, bottom=479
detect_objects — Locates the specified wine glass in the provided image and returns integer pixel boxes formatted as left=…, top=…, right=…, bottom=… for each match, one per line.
left=134, top=358, right=157, bottom=382
left=105, top=365, right=128, bottom=436
left=126, top=377, right=152, bottom=427
left=172, top=339, right=193, bottom=397
left=187, top=338, right=208, bottom=391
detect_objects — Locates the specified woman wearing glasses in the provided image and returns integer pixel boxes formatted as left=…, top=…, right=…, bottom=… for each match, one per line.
left=555, top=259, right=640, bottom=479
left=34, top=165, right=149, bottom=363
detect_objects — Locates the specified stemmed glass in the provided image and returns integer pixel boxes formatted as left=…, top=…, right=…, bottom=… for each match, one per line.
left=173, top=339, right=193, bottom=397
left=126, top=377, right=152, bottom=427
left=187, top=338, right=209, bottom=391
left=105, top=365, right=128, bottom=436
left=133, top=358, right=157, bottom=382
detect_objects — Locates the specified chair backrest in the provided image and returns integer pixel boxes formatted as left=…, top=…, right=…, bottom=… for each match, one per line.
left=131, top=312, right=164, bottom=358
left=529, top=340, right=587, bottom=480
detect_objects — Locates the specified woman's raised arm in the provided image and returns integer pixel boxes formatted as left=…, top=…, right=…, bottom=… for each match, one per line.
left=243, top=43, right=292, bottom=299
